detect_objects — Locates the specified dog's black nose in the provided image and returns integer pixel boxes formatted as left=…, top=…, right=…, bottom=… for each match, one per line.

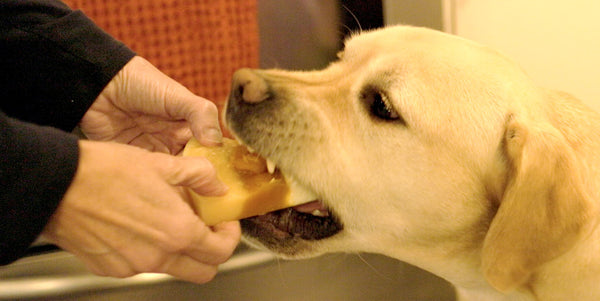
left=231, top=68, right=270, bottom=104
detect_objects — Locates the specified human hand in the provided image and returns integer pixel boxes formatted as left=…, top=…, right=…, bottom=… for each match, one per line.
left=80, top=56, right=222, bottom=154
left=42, top=140, right=241, bottom=283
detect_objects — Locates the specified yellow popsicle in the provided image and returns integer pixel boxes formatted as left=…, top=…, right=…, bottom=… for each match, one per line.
left=182, top=138, right=294, bottom=225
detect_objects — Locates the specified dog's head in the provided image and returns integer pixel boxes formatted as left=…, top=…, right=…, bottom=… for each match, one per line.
left=224, top=26, right=595, bottom=292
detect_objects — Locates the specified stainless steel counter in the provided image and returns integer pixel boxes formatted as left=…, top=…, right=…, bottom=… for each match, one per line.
left=0, top=245, right=273, bottom=300
left=0, top=245, right=455, bottom=301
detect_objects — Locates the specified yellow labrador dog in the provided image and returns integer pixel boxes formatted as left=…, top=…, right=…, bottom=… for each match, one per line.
left=224, top=25, right=600, bottom=301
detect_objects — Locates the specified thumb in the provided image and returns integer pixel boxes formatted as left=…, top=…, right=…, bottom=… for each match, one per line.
left=121, top=57, right=224, bottom=146
left=166, top=90, right=223, bottom=146
left=163, top=156, right=228, bottom=196
left=185, top=98, right=224, bottom=147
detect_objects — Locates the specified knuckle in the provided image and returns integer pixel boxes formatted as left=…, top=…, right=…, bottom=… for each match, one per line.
left=204, top=241, right=238, bottom=265
left=159, top=155, right=182, bottom=177
left=85, top=258, right=137, bottom=278
left=186, top=158, right=222, bottom=192
left=211, top=250, right=234, bottom=265
left=114, top=247, right=169, bottom=275
left=106, top=266, right=137, bottom=278
left=195, top=267, right=218, bottom=284
left=169, top=156, right=218, bottom=188
left=114, top=269, right=137, bottom=278
left=134, top=254, right=169, bottom=274
left=199, top=99, right=219, bottom=115
left=162, top=222, right=197, bottom=252
left=196, top=158, right=218, bottom=182
left=216, top=243, right=238, bottom=263
left=186, top=156, right=214, bottom=175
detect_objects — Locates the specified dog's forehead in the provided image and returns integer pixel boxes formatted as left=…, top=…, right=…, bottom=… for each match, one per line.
left=342, top=26, right=507, bottom=71
left=343, top=26, right=533, bottom=105
left=345, top=26, right=456, bottom=57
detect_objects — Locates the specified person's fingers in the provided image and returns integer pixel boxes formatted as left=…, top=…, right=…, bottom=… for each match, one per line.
left=78, top=248, right=222, bottom=284
left=80, top=252, right=138, bottom=278
left=211, top=221, right=242, bottom=242
left=160, top=254, right=219, bottom=284
left=111, top=56, right=223, bottom=146
left=161, top=156, right=228, bottom=196
left=185, top=221, right=241, bottom=264
left=181, top=96, right=223, bottom=146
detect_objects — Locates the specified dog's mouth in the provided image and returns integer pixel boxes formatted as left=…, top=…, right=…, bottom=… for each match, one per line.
left=241, top=198, right=343, bottom=241
left=238, top=152, right=343, bottom=243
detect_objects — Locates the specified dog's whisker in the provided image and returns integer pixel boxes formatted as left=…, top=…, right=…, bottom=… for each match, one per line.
left=274, top=257, right=291, bottom=289
left=339, top=23, right=355, bottom=39
left=356, top=253, right=393, bottom=282
left=341, top=4, right=362, bottom=33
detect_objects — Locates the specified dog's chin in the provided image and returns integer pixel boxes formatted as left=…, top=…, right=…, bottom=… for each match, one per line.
left=240, top=194, right=343, bottom=257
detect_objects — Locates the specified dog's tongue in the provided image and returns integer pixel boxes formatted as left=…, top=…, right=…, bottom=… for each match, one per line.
left=293, top=201, right=329, bottom=216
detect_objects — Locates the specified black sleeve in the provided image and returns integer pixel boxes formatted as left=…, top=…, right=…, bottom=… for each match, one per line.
left=0, top=112, right=79, bottom=265
left=0, top=0, right=136, bottom=131
left=0, top=0, right=136, bottom=264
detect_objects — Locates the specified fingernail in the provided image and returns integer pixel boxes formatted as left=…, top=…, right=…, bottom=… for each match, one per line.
left=209, top=181, right=229, bottom=196
left=203, top=127, right=223, bottom=145
left=216, top=181, right=229, bottom=195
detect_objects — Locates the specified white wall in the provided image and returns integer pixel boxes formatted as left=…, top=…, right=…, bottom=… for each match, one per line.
left=444, top=0, right=600, bottom=111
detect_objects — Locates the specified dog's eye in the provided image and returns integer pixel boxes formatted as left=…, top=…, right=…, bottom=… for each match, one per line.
left=361, top=87, right=403, bottom=123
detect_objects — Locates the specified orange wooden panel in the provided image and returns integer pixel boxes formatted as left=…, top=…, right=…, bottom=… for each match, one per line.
left=63, top=0, right=259, bottom=113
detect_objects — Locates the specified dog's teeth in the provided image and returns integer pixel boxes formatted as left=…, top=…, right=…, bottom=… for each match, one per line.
left=246, top=146, right=255, bottom=153
left=266, top=159, right=276, bottom=174
left=311, top=209, right=328, bottom=217
left=288, top=177, right=319, bottom=206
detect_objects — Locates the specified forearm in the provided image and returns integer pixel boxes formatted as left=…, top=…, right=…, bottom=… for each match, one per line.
left=0, top=111, right=79, bottom=264
left=0, top=0, right=136, bottom=263
left=0, top=0, right=135, bottom=131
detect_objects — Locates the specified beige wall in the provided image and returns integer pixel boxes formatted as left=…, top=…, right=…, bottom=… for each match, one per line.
left=383, top=0, right=443, bottom=30
left=384, top=0, right=600, bottom=110
left=444, top=0, right=600, bottom=111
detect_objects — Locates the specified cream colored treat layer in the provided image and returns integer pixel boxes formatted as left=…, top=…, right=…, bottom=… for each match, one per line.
left=183, top=138, right=296, bottom=225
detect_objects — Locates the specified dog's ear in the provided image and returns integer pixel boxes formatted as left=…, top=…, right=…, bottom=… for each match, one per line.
left=482, top=116, right=593, bottom=292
